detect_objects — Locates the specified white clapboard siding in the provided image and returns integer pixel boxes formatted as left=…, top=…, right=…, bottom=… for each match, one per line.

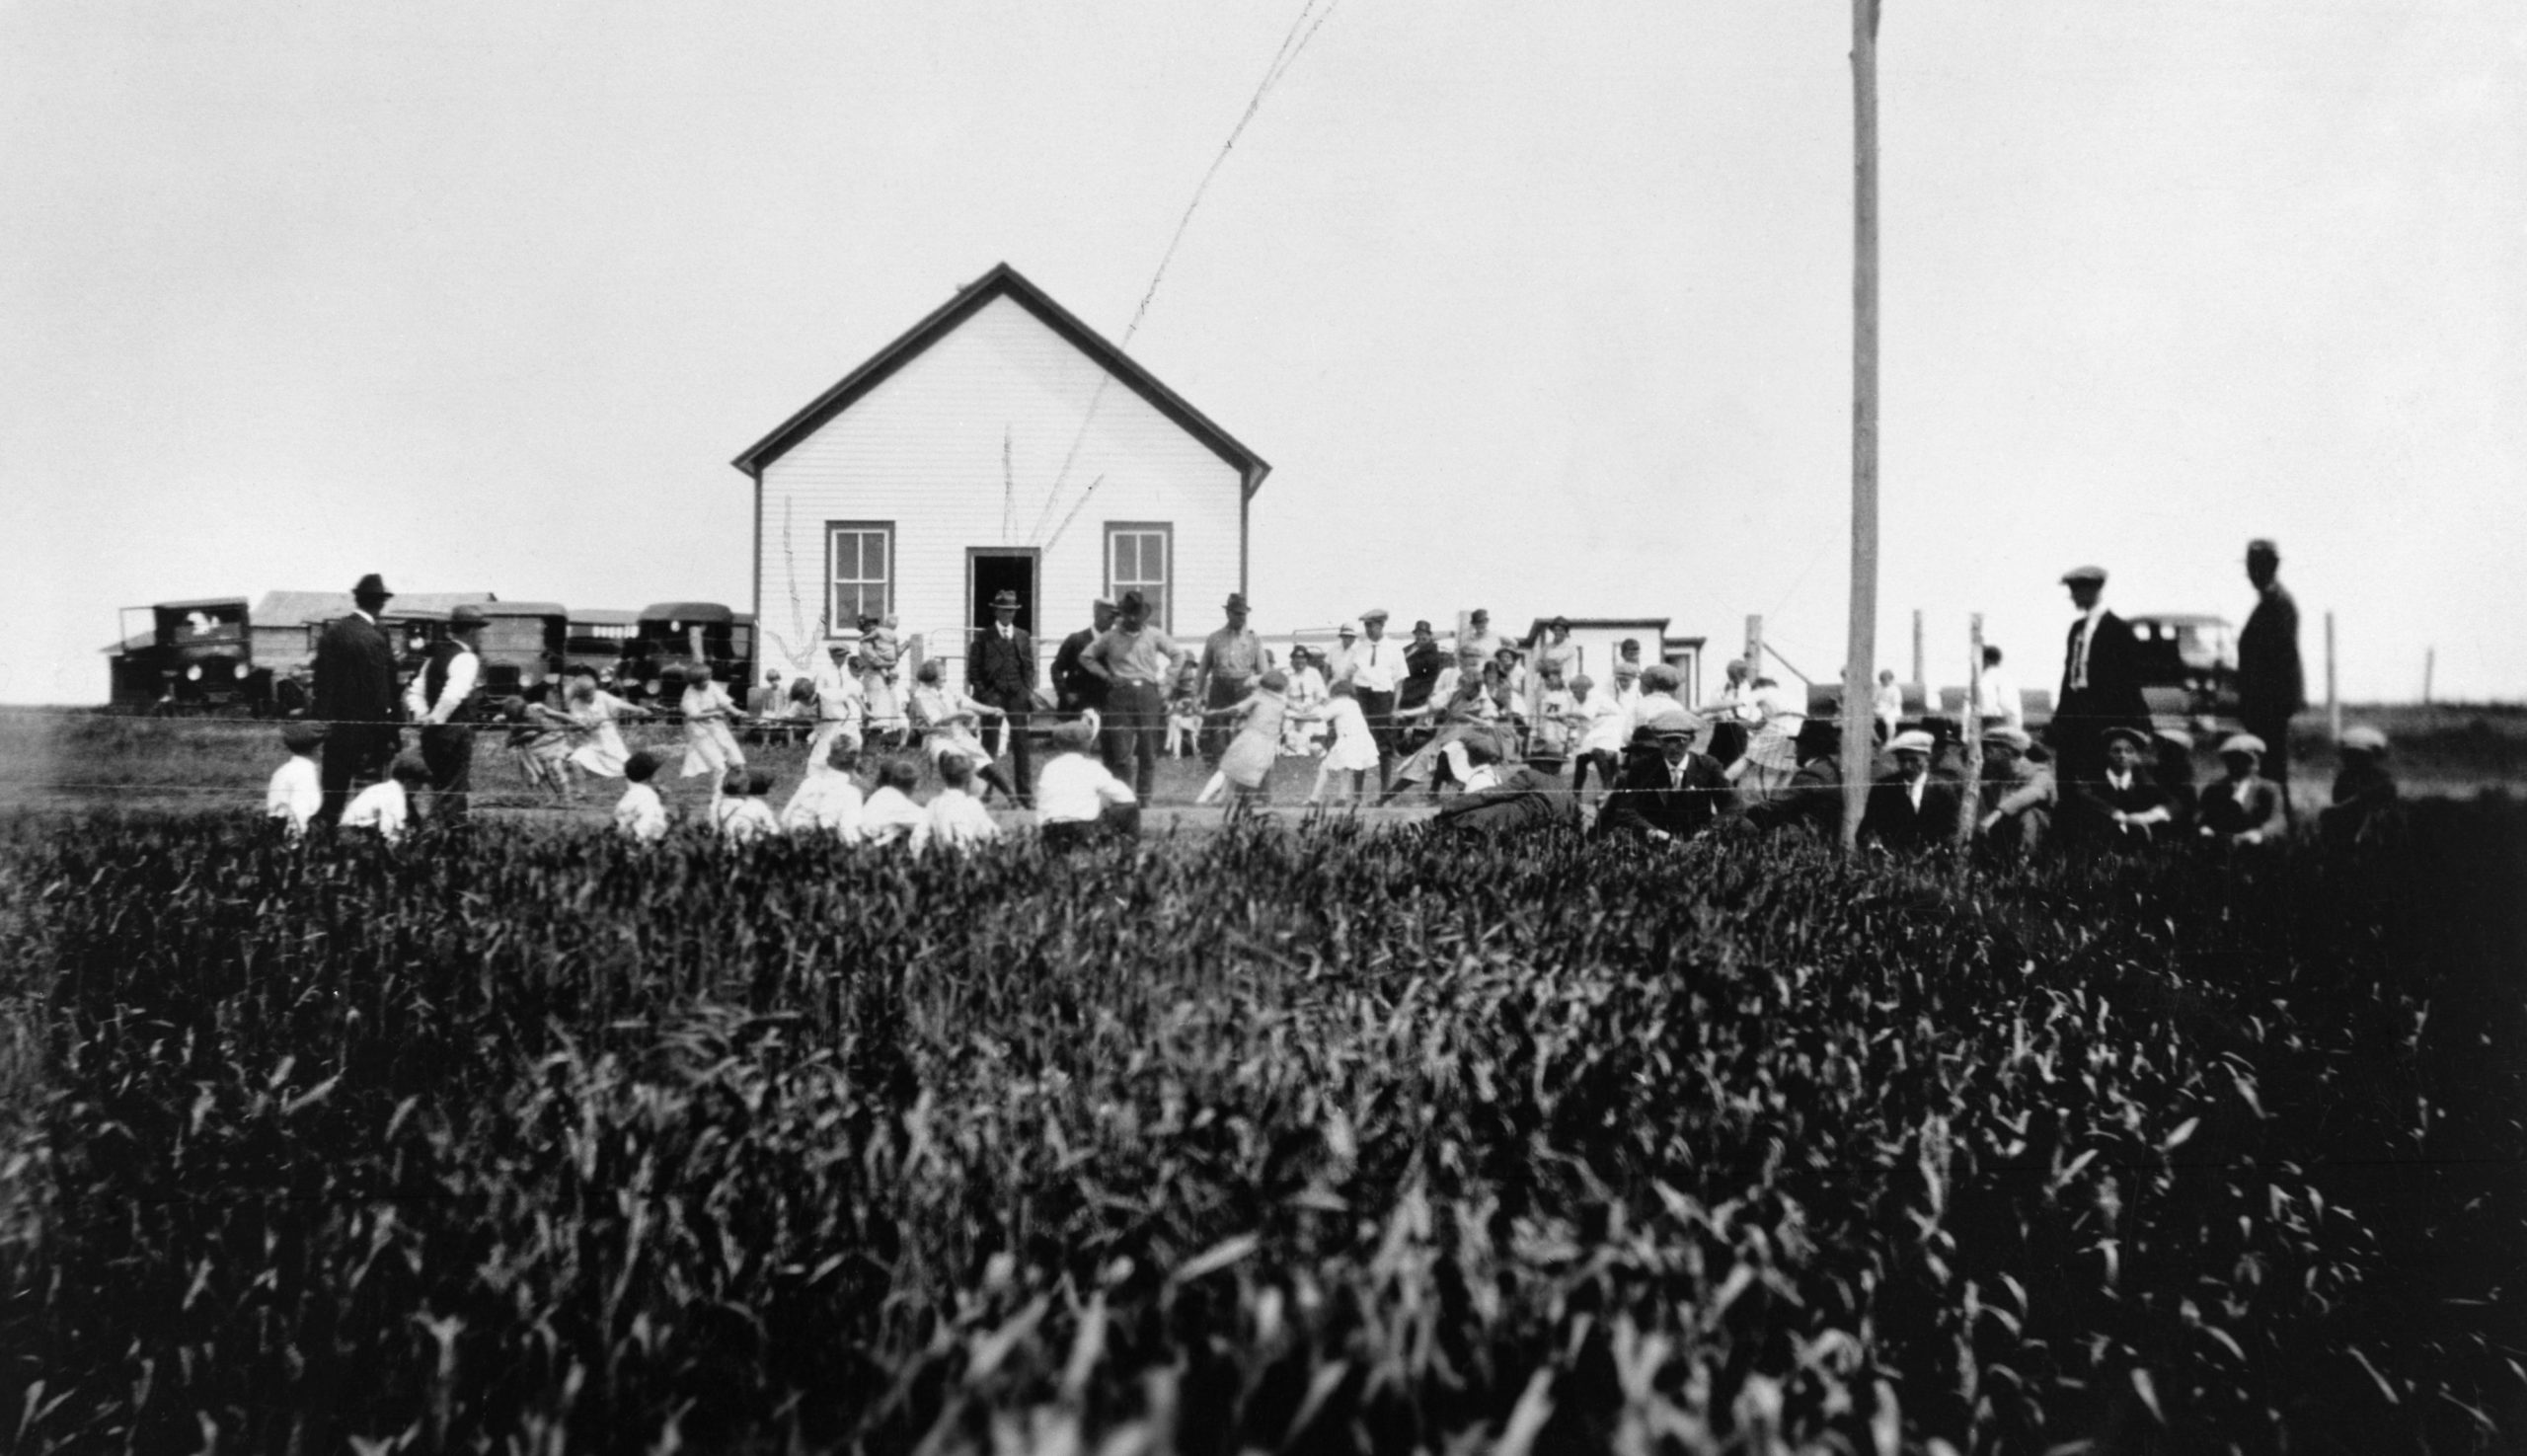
left=753, top=293, right=1246, bottom=688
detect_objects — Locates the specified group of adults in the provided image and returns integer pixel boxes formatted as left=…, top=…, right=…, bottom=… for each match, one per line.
left=306, top=574, right=488, bottom=827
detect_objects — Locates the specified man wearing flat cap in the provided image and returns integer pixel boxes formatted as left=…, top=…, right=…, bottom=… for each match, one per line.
left=2050, top=565, right=2151, bottom=790
left=1860, top=728, right=1964, bottom=853
left=1196, top=592, right=1264, bottom=768
left=312, top=573, right=405, bottom=825
left=1972, top=725, right=2056, bottom=857
left=405, top=601, right=489, bottom=826
left=2237, top=538, right=2305, bottom=821
left=1334, top=608, right=1405, bottom=790
left=1597, top=707, right=1728, bottom=842
left=967, top=589, right=1039, bottom=807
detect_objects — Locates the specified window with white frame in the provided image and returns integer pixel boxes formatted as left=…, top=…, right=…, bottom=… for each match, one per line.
left=826, top=522, right=893, bottom=629
left=1104, top=522, right=1171, bottom=633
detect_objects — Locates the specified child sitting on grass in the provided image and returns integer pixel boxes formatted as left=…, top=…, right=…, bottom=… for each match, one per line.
left=614, top=748, right=669, bottom=843
left=711, top=766, right=780, bottom=843
left=859, top=758, right=931, bottom=854
left=926, top=751, right=1001, bottom=852
left=342, top=751, right=430, bottom=844
left=265, top=720, right=325, bottom=838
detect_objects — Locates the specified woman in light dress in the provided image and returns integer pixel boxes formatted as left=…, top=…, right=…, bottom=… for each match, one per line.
left=677, top=662, right=747, bottom=796
left=1198, top=668, right=1288, bottom=821
left=559, top=666, right=640, bottom=780
left=908, top=661, right=1021, bottom=804
left=1280, top=647, right=1329, bottom=755
left=1298, top=679, right=1380, bottom=805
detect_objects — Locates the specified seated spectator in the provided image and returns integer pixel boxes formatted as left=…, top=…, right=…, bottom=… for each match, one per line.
left=1430, top=746, right=1580, bottom=836
left=909, top=660, right=1019, bottom=804
left=2155, top=728, right=2200, bottom=833
left=782, top=737, right=865, bottom=838
left=1744, top=716, right=1846, bottom=840
left=2198, top=732, right=2285, bottom=846
left=2068, top=726, right=2174, bottom=844
left=266, top=720, right=325, bottom=839
left=859, top=758, right=931, bottom=853
left=1597, top=706, right=1728, bottom=842
left=711, top=767, right=780, bottom=843
left=1037, top=716, right=1139, bottom=849
left=1974, top=726, right=2056, bottom=856
left=614, top=748, right=670, bottom=843
left=2319, top=725, right=2404, bottom=851
left=926, top=752, right=1003, bottom=852
left=343, top=751, right=431, bottom=844
left=1570, top=673, right=1629, bottom=796
left=1861, top=728, right=1961, bottom=853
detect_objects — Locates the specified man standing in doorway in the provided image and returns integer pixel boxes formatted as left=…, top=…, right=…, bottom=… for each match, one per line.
left=312, top=573, right=404, bottom=825
left=1339, top=608, right=1404, bottom=791
left=406, top=602, right=488, bottom=827
left=967, top=588, right=1039, bottom=807
left=1081, top=590, right=1186, bottom=800
left=2050, top=565, right=2151, bottom=787
left=2237, top=538, right=2305, bottom=821
left=1196, top=592, right=1264, bottom=766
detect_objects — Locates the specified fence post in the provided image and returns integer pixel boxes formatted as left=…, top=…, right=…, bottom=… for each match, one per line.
left=2326, top=611, right=2339, bottom=741
left=1911, top=608, right=1925, bottom=699
left=1956, top=613, right=1985, bottom=848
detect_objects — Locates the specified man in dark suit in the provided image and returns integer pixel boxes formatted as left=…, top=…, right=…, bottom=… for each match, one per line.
left=966, top=589, right=1039, bottom=807
left=1050, top=597, right=1125, bottom=778
left=2236, top=538, right=2305, bottom=819
left=1861, top=729, right=1963, bottom=853
left=2049, top=565, right=2151, bottom=788
left=1597, top=708, right=1729, bottom=841
left=312, top=573, right=405, bottom=825
left=2065, top=725, right=2175, bottom=846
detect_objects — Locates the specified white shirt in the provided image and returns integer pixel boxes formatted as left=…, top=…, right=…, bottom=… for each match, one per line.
left=405, top=643, right=482, bottom=726
left=1035, top=751, right=1136, bottom=824
left=713, top=796, right=781, bottom=843
left=266, top=755, right=321, bottom=836
left=342, top=780, right=410, bottom=842
left=859, top=786, right=931, bottom=853
left=1974, top=664, right=2024, bottom=731
left=614, top=782, right=669, bottom=842
left=1905, top=772, right=1927, bottom=810
left=1577, top=693, right=1631, bottom=754
left=782, top=769, right=865, bottom=836
left=1341, top=635, right=1403, bottom=694
left=2069, top=603, right=2106, bottom=691
left=927, top=786, right=1001, bottom=851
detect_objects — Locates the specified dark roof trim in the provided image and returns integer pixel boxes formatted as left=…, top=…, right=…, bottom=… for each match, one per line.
left=730, top=263, right=1270, bottom=498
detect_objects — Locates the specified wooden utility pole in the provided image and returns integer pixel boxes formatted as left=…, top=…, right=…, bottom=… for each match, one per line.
left=2326, top=611, right=2339, bottom=739
left=1956, top=613, right=1985, bottom=847
left=2423, top=647, right=2434, bottom=706
left=1839, top=0, right=1882, bottom=851
left=1911, top=609, right=1925, bottom=697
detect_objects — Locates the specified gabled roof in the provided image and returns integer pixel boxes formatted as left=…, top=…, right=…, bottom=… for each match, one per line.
left=730, top=263, right=1270, bottom=497
left=252, top=590, right=497, bottom=627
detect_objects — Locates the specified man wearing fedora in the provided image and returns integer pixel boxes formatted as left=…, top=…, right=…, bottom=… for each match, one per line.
left=966, top=588, right=1039, bottom=807
left=1195, top=592, right=1264, bottom=767
left=312, top=573, right=405, bottom=825
left=405, top=602, right=489, bottom=826
left=2050, top=565, right=2151, bottom=788
left=2237, top=538, right=2305, bottom=821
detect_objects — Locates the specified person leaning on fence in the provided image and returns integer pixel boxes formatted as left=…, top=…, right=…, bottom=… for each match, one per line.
left=1597, top=707, right=1728, bottom=842
left=312, top=573, right=406, bottom=825
left=614, top=748, right=670, bottom=843
left=1080, top=591, right=1185, bottom=801
left=2067, top=725, right=2173, bottom=844
left=1973, top=726, right=2055, bottom=856
left=266, top=720, right=325, bottom=839
left=1036, top=716, right=1140, bottom=848
left=2197, top=733, right=2284, bottom=847
left=1859, top=729, right=1962, bottom=854
left=1743, top=716, right=1846, bottom=841
left=2319, top=725, right=2403, bottom=851
left=965, top=589, right=1039, bottom=807
left=342, top=750, right=430, bottom=845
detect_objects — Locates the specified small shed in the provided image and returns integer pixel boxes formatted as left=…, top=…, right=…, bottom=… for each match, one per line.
left=731, top=264, right=1269, bottom=688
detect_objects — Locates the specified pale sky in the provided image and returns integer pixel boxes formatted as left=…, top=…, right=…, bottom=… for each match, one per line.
left=5, top=2, right=2520, bottom=705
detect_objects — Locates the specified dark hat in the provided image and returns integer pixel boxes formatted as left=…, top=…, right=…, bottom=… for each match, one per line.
left=1412, top=619, right=1433, bottom=634
left=352, top=573, right=393, bottom=598
left=388, top=750, right=430, bottom=783
left=2246, top=538, right=2279, bottom=559
left=1794, top=717, right=1842, bottom=754
left=1117, top=590, right=1149, bottom=616
left=2060, top=565, right=2108, bottom=586
left=2101, top=725, right=2151, bottom=749
left=1224, top=592, right=1250, bottom=612
left=1550, top=615, right=1570, bottom=628
left=990, top=589, right=1021, bottom=610
left=1469, top=608, right=1491, bottom=621
left=1092, top=595, right=1116, bottom=611
left=448, top=603, right=489, bottom=628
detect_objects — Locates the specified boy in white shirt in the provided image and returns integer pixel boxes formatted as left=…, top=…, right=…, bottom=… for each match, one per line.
left=614, top=748, right=670, bottom=843
left=342, top=751, right=429, bottom=844
left=711, top=767, right=781, bottom=843
left=858, top=758, right=932, bottom=854
left=1034, top=716, right=1138, bottom=849
left=782, top=739, right=866, bottom=837
left=266, top=721, right=325, bottom=838
left=926, top=752, right=1002, bottom=851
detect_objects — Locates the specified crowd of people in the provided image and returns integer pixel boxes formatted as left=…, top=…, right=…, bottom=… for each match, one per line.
left=269, top=540, right=2410, bottom=857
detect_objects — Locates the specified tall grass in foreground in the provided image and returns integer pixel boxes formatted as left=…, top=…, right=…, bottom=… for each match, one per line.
left=1, top=807, right=2520, bottom=1453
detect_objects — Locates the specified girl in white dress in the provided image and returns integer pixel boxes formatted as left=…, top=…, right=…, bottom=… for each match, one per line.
left=1298, top=679, right=1380, bottom=805
left=677, top=663, right=747, bottom=796
left=1280, top=648, right=1329, bottom=756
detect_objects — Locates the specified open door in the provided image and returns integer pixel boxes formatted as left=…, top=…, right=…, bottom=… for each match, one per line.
left=967, top=550, right=1038, bottom=639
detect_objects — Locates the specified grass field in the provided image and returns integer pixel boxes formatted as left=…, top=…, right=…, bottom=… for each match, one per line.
left=1, top=788, right=2522, bottom=1452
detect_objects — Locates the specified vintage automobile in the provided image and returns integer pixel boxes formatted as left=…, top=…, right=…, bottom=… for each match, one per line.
left=111, top=598, right=276, bottom=716
left=2127, top=612, right=2238, bottom=722
left=473, top=601, right=569, bottom=699
left=562, top=609, right=640, bottom=682
left=619, top=603, right=757, bottom=709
